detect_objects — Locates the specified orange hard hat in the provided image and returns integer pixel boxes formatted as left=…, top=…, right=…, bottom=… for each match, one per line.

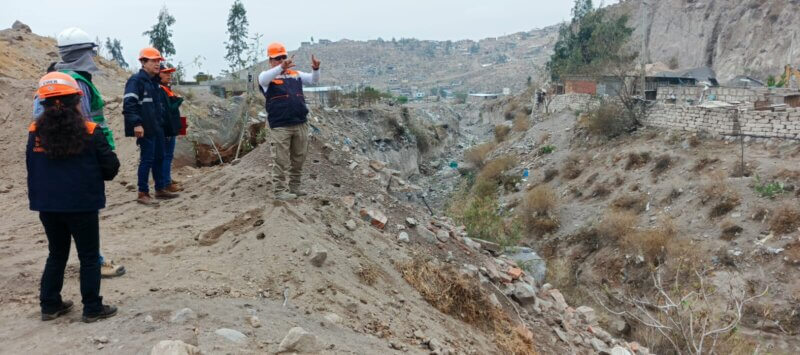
left=37, top=72, right=83, bottom=99
left=138, top=47, right=164, bottom=61
left=267, top=42, right=287, bottom=59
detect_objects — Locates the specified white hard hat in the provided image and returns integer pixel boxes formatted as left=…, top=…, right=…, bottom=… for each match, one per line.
left=56, top=27, right=94, bottom=47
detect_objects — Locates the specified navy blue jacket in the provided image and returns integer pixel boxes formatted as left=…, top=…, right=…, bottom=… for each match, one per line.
left=27, top=122, right=120, bottom=212
left=260, top=70, right=309, bottom=128
left=123, top=69, right=168, bottom=137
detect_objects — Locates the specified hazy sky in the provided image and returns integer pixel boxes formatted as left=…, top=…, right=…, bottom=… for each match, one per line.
left=3, top=0, right=617, bottom=76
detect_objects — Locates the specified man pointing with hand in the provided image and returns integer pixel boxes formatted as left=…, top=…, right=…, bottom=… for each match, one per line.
left=258, top=42, right=320, bottom=200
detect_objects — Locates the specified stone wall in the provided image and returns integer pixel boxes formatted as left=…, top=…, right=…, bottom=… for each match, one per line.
left=645, top=103, right=800, bottom=139
left=656, top=86, right=763, bottom=104
left=547, top=94, right=597, bottom=113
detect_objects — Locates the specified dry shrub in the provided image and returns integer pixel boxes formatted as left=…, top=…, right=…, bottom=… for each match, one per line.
left=521, top=185, right=560, bottom=234
left=769, top=204, right=800, bottom=234
left=356, top=264, right=380, bottom=286
left=701, top=173, right=741, bottom=218
left=465, top=142, right=496, bottom=168
left=691, top=156, right=719, bottom=172
left=651, top=154, right=673, bottom=178
left=775, top=168, right=800, bottom=182
left=543, top=168, right=558, bottom=182
left=620, top=218, right=676, bottom=266
left=625, top=152, right=651, bottom=170
left=598, top=211, right=638, bottom=242
left=478, top=156, right=516, bottom=182
left=611, top=193, right=648, bottom=213
left=661, top=187, right=682, bottom=205
left=399, top=258, right=534, bottom=355
left=512, top=114, right=530, bottom=132
left=687, top=135, right=701, bottom=148
left=561, top=154, right=583, bottom=180
left=584, top=101, right=633, bottom=138
left=494, top=125, right=512, bottom=142
left=751, top=206, right=769, bottom=223
left=720, top=220, right=743, bottom=241
left=523, top=185, right=557, bottom=215
left=590, top=184, right=611, bottom=199
left=729, top=161, right=753, bottom=178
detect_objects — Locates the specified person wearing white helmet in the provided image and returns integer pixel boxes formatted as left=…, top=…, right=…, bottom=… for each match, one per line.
left=32, top=27, right=126, bottom=279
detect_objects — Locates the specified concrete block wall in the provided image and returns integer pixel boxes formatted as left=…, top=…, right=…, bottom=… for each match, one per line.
left=644, top=103, right=800, bottom=139
left=656, top=86, right=763, bottom=104
left=547, top=94, right=597, bottom=113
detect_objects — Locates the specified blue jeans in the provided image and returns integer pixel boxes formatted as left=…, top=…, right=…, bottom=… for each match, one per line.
left=136, top=131, right=166, bottom=193
left=163, top=136, right=176, bottom=187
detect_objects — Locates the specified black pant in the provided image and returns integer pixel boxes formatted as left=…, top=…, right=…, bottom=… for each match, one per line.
left=39, top=211, right=103, bottom=315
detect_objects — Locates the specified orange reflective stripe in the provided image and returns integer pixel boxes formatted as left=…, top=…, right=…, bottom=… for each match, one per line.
left=272, top=79, right=284, bottom=85
left=29, top=122, right=37, bottom=132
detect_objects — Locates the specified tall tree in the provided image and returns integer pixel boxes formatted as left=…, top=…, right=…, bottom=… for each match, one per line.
left=105, top=37, right=129, bottom=68
left=224, top=0, right=249, bottom=74
left=571, top=0, right=593, bottom=21
left=143, top=6, right=177, bottom=57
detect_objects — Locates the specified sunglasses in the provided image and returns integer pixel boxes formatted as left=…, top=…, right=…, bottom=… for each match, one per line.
left=271, top=55, right=287, bottom=61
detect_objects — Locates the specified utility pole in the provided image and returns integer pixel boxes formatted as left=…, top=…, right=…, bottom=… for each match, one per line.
left=640, top=0, right=648, bottom=100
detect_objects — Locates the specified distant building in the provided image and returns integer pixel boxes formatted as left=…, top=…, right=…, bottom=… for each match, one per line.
left=318, top=39, right=332, bottom=44
left=303, top=86, right=343, bottom=107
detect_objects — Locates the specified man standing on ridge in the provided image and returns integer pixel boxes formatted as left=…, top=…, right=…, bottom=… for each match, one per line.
left=123, top=47, right=179, bottom=205
left=33, top=27, right=125, bottom=279
left=257, top=42, right=320, bottom=200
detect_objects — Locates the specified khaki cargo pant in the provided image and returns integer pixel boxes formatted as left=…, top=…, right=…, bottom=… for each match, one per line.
left=270, top=122, right=309, bottom=193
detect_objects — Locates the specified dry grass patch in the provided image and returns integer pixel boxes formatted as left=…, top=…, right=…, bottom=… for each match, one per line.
left=624, top=152, right=651, bottom=170
left=494, top=125, right=511, bottom=142
left=611, top=193, right=648, bottom=213
left=590, top=184, right=611, bottom=199
left=598, top=211, right=638, bottom=242
left=478, top=156, right=516, bottom=182
left=562, top=154, right=583, bottom=180
left=521, top=185, right=560, bottom=234
left=399, top=258, right=535, bottom=355
left=543, top=168, right=558, bottom=183
left=729, top=161, right=754, bottom=178
left=651, top=154, right=673, bottom=178
left=701, top=173, right=741, bottom=218
left=691, top=156, right=719, bottom=172
left=769, top=204, right=800, bottom=234
left=720, top=220, right=743, bottom=241
left=465, top=142, right=497, bottom=168
left=537, top=132, right=551, bottom=145
left=661, top=188, right=682, bottom=205
left=356, top=264, right=380, bottom=286
left=512, top=115, right=530, bottom=132
left=620, top=218, right=676, bottom=266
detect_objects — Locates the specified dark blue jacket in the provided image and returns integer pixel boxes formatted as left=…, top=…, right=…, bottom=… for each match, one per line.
left=260, top=70, right=309, bottom=128
left=123, top=69, right=168, bottom=137
left=27, top=122, right=120, bottom=212
left=160, top=84, right=183, bottom=137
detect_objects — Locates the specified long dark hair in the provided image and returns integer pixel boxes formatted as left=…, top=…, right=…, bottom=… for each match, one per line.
left=35, top=94, right=89, bottom=158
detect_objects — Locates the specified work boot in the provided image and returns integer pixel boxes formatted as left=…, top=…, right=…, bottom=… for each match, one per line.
left=101, top=260, right=126, bottom=278
left=170, top=178, right=183, bottom=185
left=275, top=191, right=297, bottom=201
left=137, top=192, right=159, bottom=206
left=82, top=305, right=117, bottom=323
left=155, top=189, right=179, bottom=199
left=41, top=300, right=73, bottom=321
left=165, top=182, right=183, bottom=193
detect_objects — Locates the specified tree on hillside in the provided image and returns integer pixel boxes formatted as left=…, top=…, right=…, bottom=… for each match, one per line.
left=547, top=0, right=633, bottom=80
left=143, top=6, right=177, bottom=57
left=105, top=37, right=129, bottom=68
left=224, top=0, right=249, bottom=74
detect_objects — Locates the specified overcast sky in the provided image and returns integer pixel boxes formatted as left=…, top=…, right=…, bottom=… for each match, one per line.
left=3, top=0, right=617, bottom=77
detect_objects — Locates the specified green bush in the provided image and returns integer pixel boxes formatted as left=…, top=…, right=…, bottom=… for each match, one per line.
left=754, top=175, right=785, bottom=198
left=539, top=145, right=555, bottom=154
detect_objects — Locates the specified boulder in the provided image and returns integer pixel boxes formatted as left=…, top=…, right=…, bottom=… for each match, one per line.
left=150, top=340, right=201, bottom=355
left=278, top=327, right=321, bottom=353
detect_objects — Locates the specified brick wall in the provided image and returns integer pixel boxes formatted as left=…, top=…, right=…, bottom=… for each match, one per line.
left=644, top=103, right=800, bottom=139
left=565, top=80, right=597, bottom=95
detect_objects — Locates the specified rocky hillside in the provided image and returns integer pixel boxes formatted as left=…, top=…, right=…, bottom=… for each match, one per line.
left=614, top=0, right=800, bottom=82
left=242, top=26, right=559, bottom=95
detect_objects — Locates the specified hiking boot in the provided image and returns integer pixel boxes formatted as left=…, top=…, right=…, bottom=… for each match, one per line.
left=101, top=260, right=126, bottom=278
left=41, top=300, right=73, bottom=321
left=165, top=182, right=184, bottom=193
left=82, top=305, right=117, bottom=323
left=170, top=178, right=183, bottom=185
left=275, top=191, right=297, bottom=201
left=155, top=189, right=179, bottom=199
left=137, top=192, right=159, bottom=206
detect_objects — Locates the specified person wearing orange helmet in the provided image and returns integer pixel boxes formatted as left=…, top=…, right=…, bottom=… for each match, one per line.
left=123, top=47, right=179, bottom=205
left=158, top=62, right=185, bottom=192
left=28, top=72, right=120, bottom=322
left=258, top=42, right=321, bottom=200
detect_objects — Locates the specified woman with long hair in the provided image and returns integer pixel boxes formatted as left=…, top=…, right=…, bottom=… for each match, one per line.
left=27, top=72, right=120, bottom=322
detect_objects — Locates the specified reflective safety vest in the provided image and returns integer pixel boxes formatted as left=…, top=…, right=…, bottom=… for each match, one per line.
left=62, top=70, right=116, bottom=150
left=261, top=69, right=309, bottom=129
